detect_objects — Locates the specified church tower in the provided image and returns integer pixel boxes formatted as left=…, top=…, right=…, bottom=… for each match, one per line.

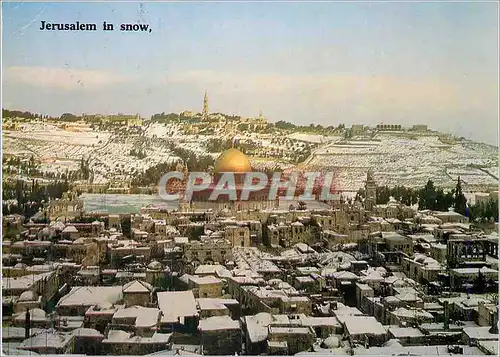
left=365, top=169, right=376, bottom=211
left=202, top=90, right=209, bottom=120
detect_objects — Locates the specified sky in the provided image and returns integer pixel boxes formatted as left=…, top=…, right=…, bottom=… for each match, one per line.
left=2, top=2, right=499, bottom=145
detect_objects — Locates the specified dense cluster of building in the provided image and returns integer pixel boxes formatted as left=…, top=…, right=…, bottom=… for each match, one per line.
left=2, top=148, right=499, bottom=356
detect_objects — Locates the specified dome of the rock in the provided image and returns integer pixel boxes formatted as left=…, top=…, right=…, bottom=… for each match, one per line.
left=214, top=148, right=252, bottom=174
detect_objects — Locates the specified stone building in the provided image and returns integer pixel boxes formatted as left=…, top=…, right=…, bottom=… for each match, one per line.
left=123, top=280, right=153, bottom=307
left=56, top=286, right=123, bottom=316
left=401, top=254, right=444, bottom=284
left=2, top=271, right=58, bottom=310
left=183, top=239, right=233, bottom=271
left=72, top=328, right=105, bottom=355
left=186, top=275, right=223, bottom=298
left=224, top=225, right=251, bottom=247
left=198, top=316, right=242, bottom=355
left=267, top=326, right=315, bottom=355
left=17, top=331, right=75, bottom=354
left=145, top=260, right=168, bottom=286
left=447, top=236, right=489, bottom=269
left=364, top=170, right=377, bottom=211
left=102, top=330, right=171, bottom=355
left=343, top=315, right=387, bottom=346
left=157, top=291, right=199, bottom=333
left=266, top=221, right=313, bottom=248
left=111, top=306, right=161, bottom=336
left=196, top=298, right=240, bottom=319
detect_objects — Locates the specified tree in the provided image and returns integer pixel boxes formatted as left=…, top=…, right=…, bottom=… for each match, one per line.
left=473, top=270, right=486, bottom=293
left=376, top=186, right=391, bottom=204
left=435, top=189, right=454, bottom=212
left=469, top=199, right=499, bottom=223
left=60, top=113, right=79, bottom=122
left=418, top=180, right=438, bottom=210
left=453, top=176, right=467, bottom=215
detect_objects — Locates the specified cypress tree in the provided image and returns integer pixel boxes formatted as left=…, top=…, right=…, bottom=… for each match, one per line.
left=453, top=176, right=467, bottom=215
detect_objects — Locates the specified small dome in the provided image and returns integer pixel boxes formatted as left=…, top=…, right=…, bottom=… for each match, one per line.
left=321, top=335, right=340, bottom=349
left=384, top=339, right=403, bottom=348
left=19, top=291, right=38, bottom=302
left=147, top=260, right=164, bottom=270
left=214, top=148, right=252, bottom=174
left=19, top=308, right=46, bottom=320
left=62, top=225, right=78, bottom=233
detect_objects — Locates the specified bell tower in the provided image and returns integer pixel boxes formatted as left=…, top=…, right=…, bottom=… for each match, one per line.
left=202, top=90, right=209, bottom=120
left=365, top=169, right=376, bottom=211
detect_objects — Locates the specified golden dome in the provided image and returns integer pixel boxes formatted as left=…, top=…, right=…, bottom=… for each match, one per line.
left=214, top=148, right=252, bottom=174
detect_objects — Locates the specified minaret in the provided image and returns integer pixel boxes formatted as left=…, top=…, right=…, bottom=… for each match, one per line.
left=365, top=169, right=376, bottom=211
left=202, top=90, right=209, bottom=120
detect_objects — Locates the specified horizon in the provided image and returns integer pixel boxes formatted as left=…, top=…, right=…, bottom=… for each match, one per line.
left=2, top=2, right=499, bottom=146
left=3, top=106, right=499, bottom=148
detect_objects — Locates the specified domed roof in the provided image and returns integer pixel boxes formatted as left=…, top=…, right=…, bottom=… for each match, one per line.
left=214, top=148, right=252, bottom=174
left=19, top=291, right=38, bottom=302
left=321, top=335, right=340, bottom=349
left=147, top=260, right=164, bottom=270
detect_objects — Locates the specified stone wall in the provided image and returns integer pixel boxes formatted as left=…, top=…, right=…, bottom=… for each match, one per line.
left=124, top=292, right=150, bottom=307
left=268, top=328, right=314, bottom=355
left=201, top=328, right=242, bottom=355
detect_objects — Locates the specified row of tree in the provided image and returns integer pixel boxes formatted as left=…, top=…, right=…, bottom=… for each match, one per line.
left=469, top=199, right=499, bottom=223
left=206, top=138, right=233, bottom=153
left=418, top=179, right=467, bottom=215
left=356, top=178, right=498, bottom=223
left=2, top=109, right=48, bottom=120
left=166, top=143, right=215, bottom=172
left=2, top=179, right=70, bottom=218
left=130, top=161, right=179, bottom=187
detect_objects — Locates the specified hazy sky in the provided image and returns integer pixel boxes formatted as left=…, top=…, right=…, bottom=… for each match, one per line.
left=2, top=2, right=498, bottom=145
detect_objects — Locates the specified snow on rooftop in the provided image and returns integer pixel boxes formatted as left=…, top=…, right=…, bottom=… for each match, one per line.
left=57, top=286, right=123, bottom=308
left=344, top=316, right=386, bottom=336
left=157, top=291, right=198, bottom=323
left=354, top=345, right=485, bottom=356
left=113, top=306, right=161, bottom=328
left=196, top=298, right=239, bottom=311
left=18, top=331, right=72, bottom=349
left=388, top=327, right=425, bottom=338
left=71, top=328, right=104, bottom=338
left=13, top=309, right=47, bottom=322
left=122, top=280, right=153, bottom=293
left=198, top=316, right=240, bottom=331
left=463, top=326, right=499, bottom=341
left=244, top=313, right=273, bottom=343
left=189, top=275, right=222, bottom=285
left=2, top=272, right=54, bottom=291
